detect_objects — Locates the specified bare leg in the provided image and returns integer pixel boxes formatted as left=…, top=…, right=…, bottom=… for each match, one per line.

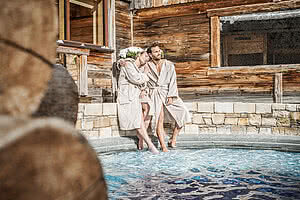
left=136, top=115, right=159, bottom=154
left=168, top=123, right=182, bottom=148
left=156, top=105, right=168, bottom=152
left=142, top=103, right=152, bottom=131
left=137, top=103, right=151, bottom=150
left=137, top=135, right=144, bottom=150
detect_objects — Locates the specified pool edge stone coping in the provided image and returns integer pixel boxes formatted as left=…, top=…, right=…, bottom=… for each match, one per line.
left=89, top=134, right=300, bottom=154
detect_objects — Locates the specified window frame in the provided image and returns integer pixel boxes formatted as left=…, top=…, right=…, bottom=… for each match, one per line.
left=58, top=0, right=109, bottom=46
left=207, top=0, right=300, bottom=68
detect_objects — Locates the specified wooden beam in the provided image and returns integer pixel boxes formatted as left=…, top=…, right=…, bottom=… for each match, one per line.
left=66, top=0, right=71, bottom=40
left=208, top=64, right=300, bottom=76
left=56, top=40, right=114, bottom=52
left=223, top=36, right=228, bottom=66
left=110, top=0, right=116, bottom=51
left=91, top=0, right=103, bottom=12
left=69, top=0, right=94, bottom=9
left=273, top=73, right=282, bottom=103
left=103, top=0, right=109, bottom=47
left=220, top=9, right=300, bottom=22
left=59, top=0, right=65, bottom=40
left=107, top=0, right=112, bottom=48
left=79, top=55, right=89, bottom=96
left=130, top=11, right=134, bottom=46
left=56, top=46, right=90, bottom=55
left=207, top=1, right=300, bottom=17
left=263, top=33, right=267, bottom=65
left=210, top=16, right=220, bottom=67
left=111, top=0, right=117, bottom=102
left=93, top=9, right=97, bottom=44
left=97, top=0, right=104, bottom=45
left=72, top=0, right=97, bottom=7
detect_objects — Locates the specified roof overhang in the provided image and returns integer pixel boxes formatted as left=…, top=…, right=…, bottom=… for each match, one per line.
left=220, top=9, right=300, bottom=23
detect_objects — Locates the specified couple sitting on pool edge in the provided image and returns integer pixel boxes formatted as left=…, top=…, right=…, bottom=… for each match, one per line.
left=116, top=43, right=191, bottom=154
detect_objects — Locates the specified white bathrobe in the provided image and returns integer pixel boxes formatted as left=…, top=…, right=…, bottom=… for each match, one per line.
left=117, top=59, right=149, bottom=130
left=146, top=59, right=191, bottom=129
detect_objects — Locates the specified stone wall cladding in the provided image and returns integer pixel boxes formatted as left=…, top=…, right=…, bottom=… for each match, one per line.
left=77, top=102, right=300, bottom=139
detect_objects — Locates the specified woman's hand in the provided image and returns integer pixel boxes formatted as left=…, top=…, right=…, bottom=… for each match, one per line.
left=118, top=59, right=126, bottom=67
left=140, top=90, right=147, bottom=99
left=143, top=65, right=150, bottom=73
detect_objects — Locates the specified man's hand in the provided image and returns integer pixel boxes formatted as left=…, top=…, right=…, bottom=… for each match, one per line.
left=166, top=97, right=173, bottom=105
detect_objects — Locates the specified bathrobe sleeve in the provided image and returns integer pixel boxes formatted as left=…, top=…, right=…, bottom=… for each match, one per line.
left=123, top=61, right=149, bottom=85
left=167, top=61, right=179, bottom=98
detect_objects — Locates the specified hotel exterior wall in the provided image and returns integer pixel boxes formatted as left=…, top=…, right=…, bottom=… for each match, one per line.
left=76, top=102, right=300, bottom=139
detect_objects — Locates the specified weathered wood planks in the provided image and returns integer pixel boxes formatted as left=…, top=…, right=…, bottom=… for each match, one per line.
left=115, top=0, right=131, bottom=58
left=133, top=0, right=300, bottom=99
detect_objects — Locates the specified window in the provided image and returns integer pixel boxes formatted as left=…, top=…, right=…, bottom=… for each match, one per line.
left=57, top=0, right=108, bottom=46
left=208, top=1, right=300, bottom=68
left=220, top=10, right=300, bottom=67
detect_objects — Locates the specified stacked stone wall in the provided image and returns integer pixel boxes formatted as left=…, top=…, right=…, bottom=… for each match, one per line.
left=76, top=102, right=300, bottom=139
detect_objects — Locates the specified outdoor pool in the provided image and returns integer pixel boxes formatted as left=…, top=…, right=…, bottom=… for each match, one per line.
left=100, top=148, right=300, bottom=200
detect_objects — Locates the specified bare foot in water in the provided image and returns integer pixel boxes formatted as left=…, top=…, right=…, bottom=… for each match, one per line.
left=162, top=147, right=169, bottom=152
left=149, top=145, right=159, bottom=154
left=168, top=139, right=176, bottom=148
left=138, top=139, right=144, bottom=150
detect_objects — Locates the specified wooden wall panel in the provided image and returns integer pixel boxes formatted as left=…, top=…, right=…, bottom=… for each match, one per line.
left=87, top=51, right=113, bottom=100
left=133, top=0, right=300, bottom=98
left=115, top=0, right=131, bottom=58
left=71, top=17, right=93, bottom=43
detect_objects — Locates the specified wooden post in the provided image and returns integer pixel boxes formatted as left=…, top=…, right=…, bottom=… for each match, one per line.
left=66, top=0, right=71, bottom=40
left=79, top=55, right=88, bottom=96
left=97, top=1, right=104, bottom=45
left=263, top=33, right=267, bottom=65
left=210, top=16, right=221, bottom=67
left=130, top=11, right=134, bottom=46
left=93, top=8, right=97, bottom=44
left=59, top=0, right=65, bottom=40
left=111, top=0, right=117, bottom=102
left=273, top=73, right=283, bottom=103
left=223, top=35, right=228, bottom=66
left=110, top=0, right=116, bottom=50
left=104, top=0, right=109, bottom=46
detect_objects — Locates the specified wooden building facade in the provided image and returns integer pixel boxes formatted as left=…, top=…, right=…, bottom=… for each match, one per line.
left=56, top=0, right=300, bottom=103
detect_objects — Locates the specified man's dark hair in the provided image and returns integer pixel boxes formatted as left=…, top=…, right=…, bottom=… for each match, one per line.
left=147, top=42, right=160, bottom=54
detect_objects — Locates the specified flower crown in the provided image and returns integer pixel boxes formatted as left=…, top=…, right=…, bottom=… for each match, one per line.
left=119, top=47, right=146, bottom=59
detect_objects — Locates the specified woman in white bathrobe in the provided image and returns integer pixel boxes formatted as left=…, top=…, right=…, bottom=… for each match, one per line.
left=117, top=48, right=159, bottom=154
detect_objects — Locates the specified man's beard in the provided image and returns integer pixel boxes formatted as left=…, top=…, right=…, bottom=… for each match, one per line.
left=153, top=56, right=161, bottom=61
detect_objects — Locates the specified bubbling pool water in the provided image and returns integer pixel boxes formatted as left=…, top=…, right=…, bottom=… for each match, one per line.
left=100, top=148, right=300, bottom=200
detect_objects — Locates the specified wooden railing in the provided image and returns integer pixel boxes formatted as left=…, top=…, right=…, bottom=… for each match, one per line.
left=56, top=40, right=114, bottom=102
left=57, top=44, right=90, bottom=96
left=208, top=64, right=300, bottom=103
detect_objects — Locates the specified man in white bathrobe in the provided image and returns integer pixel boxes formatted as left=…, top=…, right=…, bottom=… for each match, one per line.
left=145, top=43, right=191, bottom=152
